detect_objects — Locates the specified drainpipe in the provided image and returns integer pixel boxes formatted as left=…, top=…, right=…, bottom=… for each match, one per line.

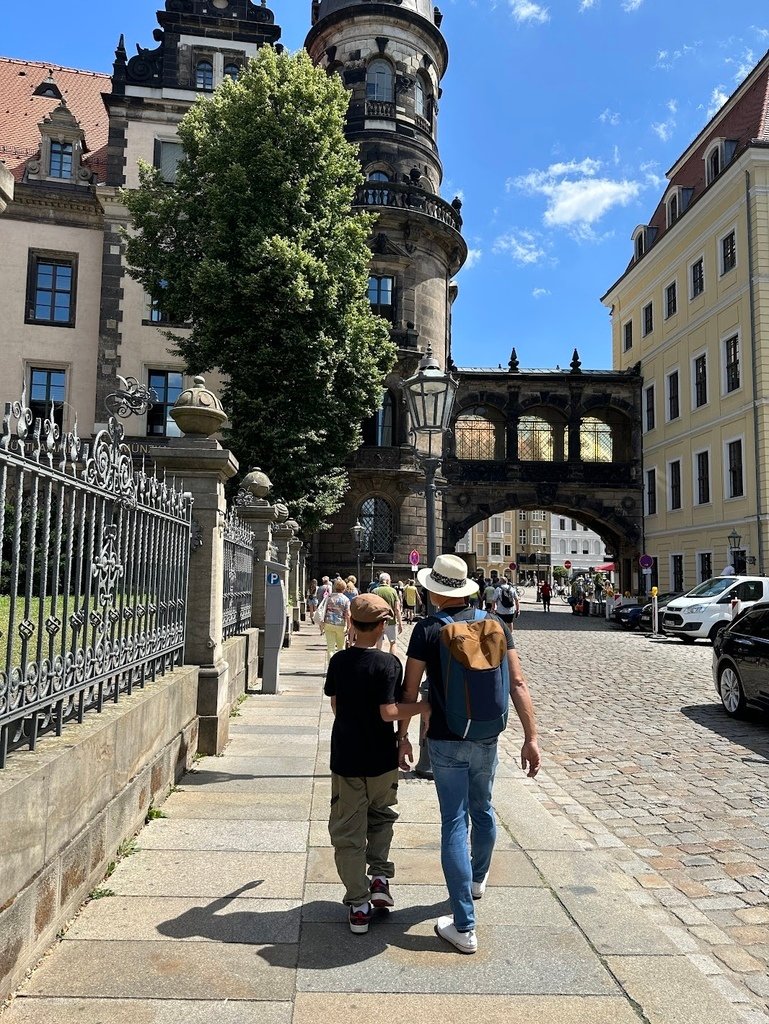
left=745, top=169, right=766, bottom=574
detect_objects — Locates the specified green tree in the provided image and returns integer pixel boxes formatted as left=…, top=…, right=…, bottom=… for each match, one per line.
left=122, top=47, right=395, bottom=531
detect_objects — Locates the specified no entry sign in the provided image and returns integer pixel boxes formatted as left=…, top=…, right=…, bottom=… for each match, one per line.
left=564, top=560, right=572, bottom=569
left=409, top=550, right=421, bottom=567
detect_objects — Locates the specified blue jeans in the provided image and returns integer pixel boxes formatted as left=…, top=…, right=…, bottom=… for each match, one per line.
left=428, top=737, right=499, bottom=932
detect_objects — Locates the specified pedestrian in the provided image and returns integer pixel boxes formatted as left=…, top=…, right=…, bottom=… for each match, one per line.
left=345, top=576, right=359, bottom=600
left=372, top=573, right=404, bottom=654
left=307, top=578, right=319, bottom=618
left=540, top=580, right=552, bottom=612
left=482, top=580, right=497, bottom=612
left=318, top=576, right=333, bottom=601
left=494, top=577, right=519, bottom=626
left=324, top=594, right=430, bottom=935
left=322, top=579, right=351, bottom=663
left=401, top=554, right=541, bottom=954
left=403, top=578, right=418, bottom=623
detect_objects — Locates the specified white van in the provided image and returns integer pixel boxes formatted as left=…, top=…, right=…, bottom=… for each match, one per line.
left=662, top=576, right=769, bottom=644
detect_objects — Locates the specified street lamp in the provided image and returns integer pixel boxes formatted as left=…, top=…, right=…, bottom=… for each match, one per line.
left=351, top=520, right=364, bottom=589
left=401, top=346, right=459, bottom=565
left=727, top=528, right=742, bottom=573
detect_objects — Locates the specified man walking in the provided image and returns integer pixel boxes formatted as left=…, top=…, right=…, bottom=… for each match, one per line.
left=372, top=573, right=403, bottom=654
left=540, top=579, right=552, bottom=612
left=401, top=554, right=541, bottom=954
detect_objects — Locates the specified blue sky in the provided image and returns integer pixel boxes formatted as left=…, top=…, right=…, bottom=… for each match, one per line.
left=5, top=1, right=768, bottom=370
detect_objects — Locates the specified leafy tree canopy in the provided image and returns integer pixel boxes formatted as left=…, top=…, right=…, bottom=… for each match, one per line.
left=122, top=47, right=395, bottom=531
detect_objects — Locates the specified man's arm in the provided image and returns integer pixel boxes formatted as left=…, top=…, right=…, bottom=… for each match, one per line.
left=395, top=657, right=427, bottom=766
left=507, top=649, right=541, bottom=778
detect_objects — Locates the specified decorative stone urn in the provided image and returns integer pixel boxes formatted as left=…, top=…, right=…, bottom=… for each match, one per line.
left=170, top=376, right=228, bottom=437
left=241, top=466, right=272, bottom=499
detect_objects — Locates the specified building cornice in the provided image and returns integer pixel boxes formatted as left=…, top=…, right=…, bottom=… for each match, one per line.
left=5, top=182, right=103, bottom=228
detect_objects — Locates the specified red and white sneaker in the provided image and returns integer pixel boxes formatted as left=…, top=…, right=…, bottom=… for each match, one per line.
left=370, top=878, right=395, bottom=909
left=349, top=904, right=373, bottom=934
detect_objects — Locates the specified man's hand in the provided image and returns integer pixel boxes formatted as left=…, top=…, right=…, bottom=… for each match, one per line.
left=419, top=701, right=431, bottom=739
left=397, top=622, right=404, bottom=634
left=521, top=739, right=541, bottom=778
left=398, top=738, right=414, bottom=771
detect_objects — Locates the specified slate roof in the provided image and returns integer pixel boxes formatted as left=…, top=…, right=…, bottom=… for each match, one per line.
left=0, top=58, right=110, bottom=182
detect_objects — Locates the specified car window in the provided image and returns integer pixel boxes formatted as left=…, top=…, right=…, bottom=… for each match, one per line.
left=687, top=578, right=736, bottom=598
left=736, top=581, right=764, bottom=602
left=732, top=609, right=769, bottom=639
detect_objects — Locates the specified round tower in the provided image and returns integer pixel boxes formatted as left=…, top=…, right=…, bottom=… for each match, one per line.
left=306, top=0, right=466, bottom=579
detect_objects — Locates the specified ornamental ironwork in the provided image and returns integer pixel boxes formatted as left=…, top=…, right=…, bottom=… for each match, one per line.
left=222, top=509, right=254, bottom=640
left=0, top=379, right=192, bottom=767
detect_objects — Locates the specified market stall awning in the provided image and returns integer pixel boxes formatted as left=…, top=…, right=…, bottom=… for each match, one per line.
left=594, top=562, right=616, bottom=572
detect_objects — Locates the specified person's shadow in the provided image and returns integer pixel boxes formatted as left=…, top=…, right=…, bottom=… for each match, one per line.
left=157, top=880, right=453, bottom=965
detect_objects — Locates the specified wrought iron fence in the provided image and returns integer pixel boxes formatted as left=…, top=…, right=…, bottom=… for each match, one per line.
left=0, top=379, right=192, bottom=767
left=223, top=509, right=253, bottom=640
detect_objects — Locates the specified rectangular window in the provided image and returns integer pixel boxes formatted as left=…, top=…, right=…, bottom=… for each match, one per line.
left=154, top=140, right=185, bottom=184
left=667, top=370, right=680, bottom=421
left=724, top=335, right=740, bottom=392
left=570, top=541, right=578, bottom=554
left=665, top=281, right=677, bottom=318
left=26, top=252, right=77, bottom=327
left=490, top=542, right=501, bottom=557
left=727, top=439, right=744, bottom=498
left=643, top=302, right=653, bottom=336
left=519, top=511, right=527, bottom=521
left=721, top=230, right=736, bottom=274
left=147, top=370, right=184, bottom=438
left=504, top=544, right=511, bottom=558
left=646, top=468, right=657, bottom=516
left=49, top=141, right=73, bottom=179
left=691, top=257, right=704, bottom=298
left=696, top=450, right=710, bottom=505
left=504, top=519, right=512, bottom=533
left=559, top=518, right=566, bottom=530
left=491, top=516, right=503, bottom=533
left=582, top=542, right=589, bottom=555
left=623, top=320, right=633, bottom=352
left=29, top=367, right=66, bottom=431
left=644, top=384, right=655, bottom=432
left=570, top=519, right=577, bottom=531
left=368, top=276, right=395, bottom=321
left=518, top=529, right=527, bottom=545
left=669, top=460, right=682, bottom=510
left=693, top=354, right=707, bottom=408
left=698, top=552, right=712, bottom=583
left=671, top=554, right=684, bottom=592
left=532, top=528, right=543, bottom=544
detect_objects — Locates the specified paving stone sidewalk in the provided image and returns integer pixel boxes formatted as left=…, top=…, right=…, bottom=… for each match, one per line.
left=0, top=627, right=749, bottom=1024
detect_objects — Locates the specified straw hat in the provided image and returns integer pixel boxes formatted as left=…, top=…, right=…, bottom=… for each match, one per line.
left=417, top=554, right=480, bottom=598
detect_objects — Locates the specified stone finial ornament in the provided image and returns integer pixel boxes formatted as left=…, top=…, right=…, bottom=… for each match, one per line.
left=508, top=348, right=520, bottom=373
left=170, top=375, right=228, bottom=437
left=241, top=466, right=272, bottom=499
left=570, top=348, right=582, bottom=374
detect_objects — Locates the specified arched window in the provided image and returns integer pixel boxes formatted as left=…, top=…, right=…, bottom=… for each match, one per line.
left=454, top=407, right=505, bottom=461
left=580, top=417, right=613, bottom=462
left=196, top=60, right=214, bottom=90
left=224, top=63, right=240, bottom=82
left=414, top=74, right=428, bottom=120
left=367, top=60, right=394, bottom=103
left=707, top=145, right=721, bottom=184
left=518, top=416, right=565, bottom=462
left=365, top=170, right=391, bottom=205
left=668, top=193, right=678, bottom=227
left=362, top=391, right=395, bottom=447
left=359, top=497, right=395, bottom=555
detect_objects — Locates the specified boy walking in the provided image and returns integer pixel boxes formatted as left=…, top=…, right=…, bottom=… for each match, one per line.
left=324, top=594, right=428, bottom=934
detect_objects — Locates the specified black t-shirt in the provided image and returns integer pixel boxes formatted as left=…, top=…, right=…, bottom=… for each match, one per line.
left=406, top=606, right=515, bottom=741
left=324, top=647, right=403, bottom=777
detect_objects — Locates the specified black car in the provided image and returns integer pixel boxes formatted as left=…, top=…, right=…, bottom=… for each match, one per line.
left=712, top=602, right=769, bottom=717
left=616, top=605, right=643, bottom=629
left=638, top=592, right=684, bottom=632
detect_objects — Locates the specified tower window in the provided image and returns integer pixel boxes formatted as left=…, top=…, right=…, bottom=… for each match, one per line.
left=368, top=276, right=395, bottom=321
left=196, top=60, right=214, bottom=91
left=366, top=60, right=394, bottom=104
left=362, top=391, right=395, bottom=447
left=224, top=63, right=240, bottom=82
left=49, top=141, right=73, bottom=179
left=359, top=497, right=395, bottom=555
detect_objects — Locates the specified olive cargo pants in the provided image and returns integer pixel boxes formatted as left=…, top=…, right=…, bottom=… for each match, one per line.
left=328, top=770, right=399, bottom=907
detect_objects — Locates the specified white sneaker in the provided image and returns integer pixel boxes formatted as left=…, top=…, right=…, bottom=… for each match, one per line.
left=471, top=874, right=489, bottom=900
left=434, top=915, right=478, bottom=954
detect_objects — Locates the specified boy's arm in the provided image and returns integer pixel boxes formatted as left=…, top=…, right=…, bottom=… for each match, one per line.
left=330, top=696, right=337, bottom=717
left=379, top=700, right=429, bottom=723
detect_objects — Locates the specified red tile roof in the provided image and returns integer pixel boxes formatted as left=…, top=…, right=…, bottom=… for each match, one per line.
left=0, top=58, right=110, bottom=182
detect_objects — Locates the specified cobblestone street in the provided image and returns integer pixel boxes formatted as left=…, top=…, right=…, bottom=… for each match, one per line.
left=499, top=599, right=769, bottom=1021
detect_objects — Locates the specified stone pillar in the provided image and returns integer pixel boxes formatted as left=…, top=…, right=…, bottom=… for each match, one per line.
left=273, top=521, right=295, bottom=642
left=289, top=535, right=303, bottom=609
left=152, top=377, right=238, bottom=755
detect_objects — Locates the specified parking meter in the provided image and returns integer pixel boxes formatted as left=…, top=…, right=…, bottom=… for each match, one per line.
left=263, top=560, right=289, bottom=695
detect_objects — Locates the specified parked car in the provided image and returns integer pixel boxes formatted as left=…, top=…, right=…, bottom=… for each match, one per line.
left=638, top=592, right=684, bottom=632
left=712, top=603, right=769, bottom=716
left=616, top=604, right=643, bottom=629
left=662, top=576, right=769, bottom=644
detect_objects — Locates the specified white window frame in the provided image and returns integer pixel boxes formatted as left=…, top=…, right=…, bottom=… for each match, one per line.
left=664, top=279, right=678, bottom=320
left=665, top=366, right=681, bottom=423
left=692, top=446, right=712, bottom=506
left=690, top=349, right=708, bottom=411
left=643, top=383, right=656, bottom=433
left=670, top=553, right=685, bottom=592
left=622, top=318, right=633, bottom=352
left=723, top=434, right=746, bottom=501
left=667, top=457, right=683, bottom=512
left=642, top=300, right=654, bottom=337
left=719, top=226, right=738, bottom=277
left=696, top=550, right=713, bottom=584
left=632, top=226, right=646, bottom=261
left=518, top=528, right=527, bottom=545
left=720, top=329, right=742, bottom=397
left=645, top=466, right=657, bottom=517
left=689, top=253, right=705, bottom=300
left=665, top=188, right=681, bottom=228
left=704, top=140, right=723, bottom=185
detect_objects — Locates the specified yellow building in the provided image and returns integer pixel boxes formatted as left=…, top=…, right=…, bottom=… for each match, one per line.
left=603, top=51, right=769, bottom=592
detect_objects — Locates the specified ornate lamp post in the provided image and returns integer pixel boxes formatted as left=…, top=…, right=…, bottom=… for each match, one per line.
left=401, top=347, right=459, bottom=565
left=727, top=528, right=742, bottom=573
left=351, top=520, right=364, bottom=589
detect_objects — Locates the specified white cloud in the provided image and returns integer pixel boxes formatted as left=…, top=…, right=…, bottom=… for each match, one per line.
left=465, top=248, right=482, bottom=269
left=654, top=43, right=700, bottom=70
left=509, top=0, right=550, bottom=24
left=707, top=85, right=729, bottom=118
left=579, top=0, right=597, bottom=10
left=651, top=99, right=678, bottom=142
left=509, top=158, right=642, bottom=232
left=622, top=0, right=643, bottom=10
left=729, top=48, right=757, bottom=83
left=532, top=287, right=551, bottom=298
left=492, top=230, right=547, bottom=265
left=600, top=108, right=621, bottom=126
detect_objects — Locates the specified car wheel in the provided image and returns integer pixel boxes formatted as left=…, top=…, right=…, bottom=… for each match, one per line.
left=708, top=623, right=726, bottom=644
left=719, top=665, right=747, bottom=717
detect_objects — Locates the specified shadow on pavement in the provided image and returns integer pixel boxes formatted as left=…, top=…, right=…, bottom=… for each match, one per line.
left=681, top=702, right=769, bottom=764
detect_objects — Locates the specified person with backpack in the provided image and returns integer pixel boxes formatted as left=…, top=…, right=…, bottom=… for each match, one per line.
left=401, top=554, right=541, bottom=955
left=482, top=581, right=497, bottom=612
left=494, top=578, right=519, bottom=626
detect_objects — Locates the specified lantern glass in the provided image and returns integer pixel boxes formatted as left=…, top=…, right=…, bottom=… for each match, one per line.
left=402, top=355, right=458, bottom=436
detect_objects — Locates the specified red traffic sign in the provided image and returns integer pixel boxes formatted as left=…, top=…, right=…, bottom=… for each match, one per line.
left=639, top=554, right=654, bottom=570
left=564, top=560, right=572, bottom=569
left=409, top=550, right=421, bottom=567
left=508, top=561, right=517, bottom=570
